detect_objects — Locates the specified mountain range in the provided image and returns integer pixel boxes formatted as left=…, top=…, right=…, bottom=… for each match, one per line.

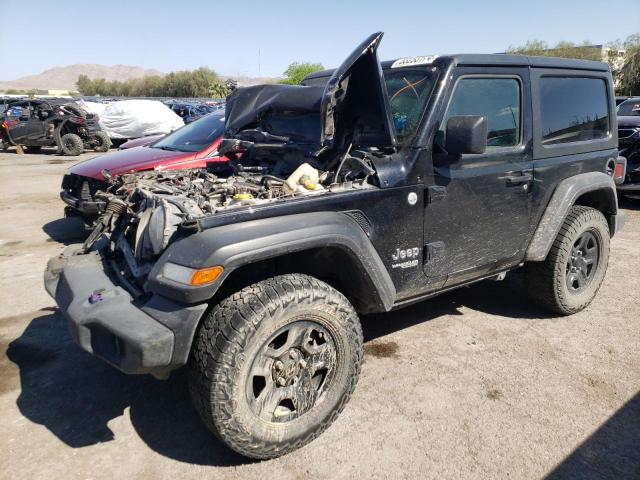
left=0, top=64, right=165, bottom=92
left=0, top=64, right=279, bottom=92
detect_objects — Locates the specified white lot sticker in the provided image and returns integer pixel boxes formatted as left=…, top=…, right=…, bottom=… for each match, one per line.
left=391, top=56, right=439, bottom=68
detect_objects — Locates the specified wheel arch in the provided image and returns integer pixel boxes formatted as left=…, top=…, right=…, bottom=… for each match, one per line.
left=208, top=245, right=387, bottom=314
left=526, top=171, right=620, bottom=261
left=147, top=212, right=397, bottom=314
left=573, top=187, right=618, bottom=233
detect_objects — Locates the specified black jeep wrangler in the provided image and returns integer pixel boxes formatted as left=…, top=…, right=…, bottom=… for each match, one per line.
left=0, top=99, right=110, bottom=155
left=44, top=32, right=625, bottom=459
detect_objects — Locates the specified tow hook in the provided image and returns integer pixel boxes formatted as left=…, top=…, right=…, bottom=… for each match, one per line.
left=89, top=289, right=105, bottom=304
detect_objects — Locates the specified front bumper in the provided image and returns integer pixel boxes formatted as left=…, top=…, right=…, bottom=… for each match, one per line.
left=60, top=190, right=105, bottom=217
left=45, top=245, right=207, bottom=378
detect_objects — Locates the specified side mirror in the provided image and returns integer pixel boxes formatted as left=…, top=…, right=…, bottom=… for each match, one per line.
left=445, top=115, right=487, bottom=155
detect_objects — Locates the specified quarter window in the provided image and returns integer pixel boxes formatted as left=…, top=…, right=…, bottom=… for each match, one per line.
left=540, top=77, right=609, bottom=145
left=444, top=77, right=521, bottom=147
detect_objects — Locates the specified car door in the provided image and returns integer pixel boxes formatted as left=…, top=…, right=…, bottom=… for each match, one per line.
left=23, top=103, right=47, bottom=141
left=423, top=67, right=533, bottom=287
left=4, top=103, right=32, bottom=142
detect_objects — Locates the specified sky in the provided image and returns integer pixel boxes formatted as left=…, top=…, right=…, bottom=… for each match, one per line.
left=0, top=0, right=638, bottom=80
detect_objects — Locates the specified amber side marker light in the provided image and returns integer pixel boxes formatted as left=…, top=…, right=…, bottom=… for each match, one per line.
left=161, top=263, right=224, bottom=286
left=190, top=266, right=224, bottom=286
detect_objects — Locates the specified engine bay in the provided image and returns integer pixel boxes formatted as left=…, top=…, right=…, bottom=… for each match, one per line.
left=82, top=150, right=382, bottom=294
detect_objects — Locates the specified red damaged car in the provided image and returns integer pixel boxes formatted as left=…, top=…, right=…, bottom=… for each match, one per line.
left=61, top=112, right=226, bottom=222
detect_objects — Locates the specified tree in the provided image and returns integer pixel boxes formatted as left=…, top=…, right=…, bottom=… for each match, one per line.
left=279, top=62, right=324, bottom=85
left=208, top=82, right=229, bottom=99
left=506, top=40, right=549, bottom=56
left=75, top=67, right=225, bottom=97
left=76, top=75, right=96, bottom=95
left=607, top=33, right=640, bottom=95
left=618, top=47, right=640, bottom=95
left=507, top=40, right=601, bottom=61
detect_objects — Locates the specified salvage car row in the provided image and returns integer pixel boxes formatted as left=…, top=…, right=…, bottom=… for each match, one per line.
left=0, top=97, right=224, bottom=155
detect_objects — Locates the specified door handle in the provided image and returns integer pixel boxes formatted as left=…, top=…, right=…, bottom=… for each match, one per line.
left=505, top=172, right=533, bottom=186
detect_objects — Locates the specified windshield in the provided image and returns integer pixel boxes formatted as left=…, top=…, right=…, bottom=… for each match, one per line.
left=153, top=112, right=225, bottom=152
left=303, top=67, right=439, bottom=142
left=384, top=68, right=438, bottom=141
left=618, top=100, right=640, bottom=116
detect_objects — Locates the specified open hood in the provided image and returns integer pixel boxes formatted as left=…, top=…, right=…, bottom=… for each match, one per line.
left=319, top=31, right=396, bottom=152
left=223, top=31, right=396, bottom=156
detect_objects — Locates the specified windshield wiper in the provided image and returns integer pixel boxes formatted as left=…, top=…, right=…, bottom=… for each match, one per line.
left=155, top=145, right=182, bottom=151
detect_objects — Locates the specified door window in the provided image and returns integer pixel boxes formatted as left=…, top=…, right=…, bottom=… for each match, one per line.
left=444, top=77, right=521, bottom=147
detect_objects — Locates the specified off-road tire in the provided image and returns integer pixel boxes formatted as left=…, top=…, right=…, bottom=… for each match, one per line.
left=93, top=131, right=111, bottom=152
left=189, top=274, right=363, bottom=459
left=525, top=206, right=610, bottom=315
left=59, top=133, right=84, bottom=156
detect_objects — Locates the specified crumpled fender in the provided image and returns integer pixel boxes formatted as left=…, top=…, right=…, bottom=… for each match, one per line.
left=146, top=211, right=397, bottom=312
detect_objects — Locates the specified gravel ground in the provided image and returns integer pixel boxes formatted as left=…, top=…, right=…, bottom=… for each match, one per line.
left=0, top=149, right=638, bottom=480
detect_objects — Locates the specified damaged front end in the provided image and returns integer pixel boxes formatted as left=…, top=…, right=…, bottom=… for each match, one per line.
left=74, top=31, right=397, bottom=296
left=44, top=31, right=404, bottom=378
left=81, top=151, right=378, bottom=296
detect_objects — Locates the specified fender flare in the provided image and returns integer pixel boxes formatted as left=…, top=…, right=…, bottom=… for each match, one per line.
left=53, top=121, right=67, bottom=146
left=147, top=211, right=397, bottom=312
left=526, top=171, right=618, bottom=261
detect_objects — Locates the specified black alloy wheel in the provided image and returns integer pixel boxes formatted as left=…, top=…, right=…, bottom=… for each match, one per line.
left=246, top=320, right=337, bottom=423
left=565, top=230, right=599, bottom=293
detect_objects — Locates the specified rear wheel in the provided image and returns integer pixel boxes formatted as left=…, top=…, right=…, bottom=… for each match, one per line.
left=93, top=131, right=111, bottom=152
left=189, top=274, right=363, bottom=459
left=525, top=206, right=610, bottom=315
left=59, top=133, right=84, bottom=156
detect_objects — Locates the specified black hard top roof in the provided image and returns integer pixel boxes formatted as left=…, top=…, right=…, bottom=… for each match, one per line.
left=304, top=54, right=610, bottom=81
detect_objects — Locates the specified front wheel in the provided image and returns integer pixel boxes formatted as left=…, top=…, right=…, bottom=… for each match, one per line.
left=93, top=131, right=111, bottom=152
left=59, top=133, right=84, bottom=156
left=189, top=274, right=363, bottom=459
left=525, top=205, right=610, bottom=315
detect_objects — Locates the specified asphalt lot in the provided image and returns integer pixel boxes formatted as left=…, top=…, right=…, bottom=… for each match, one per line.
left=0, top=148, right=638, bottom=480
